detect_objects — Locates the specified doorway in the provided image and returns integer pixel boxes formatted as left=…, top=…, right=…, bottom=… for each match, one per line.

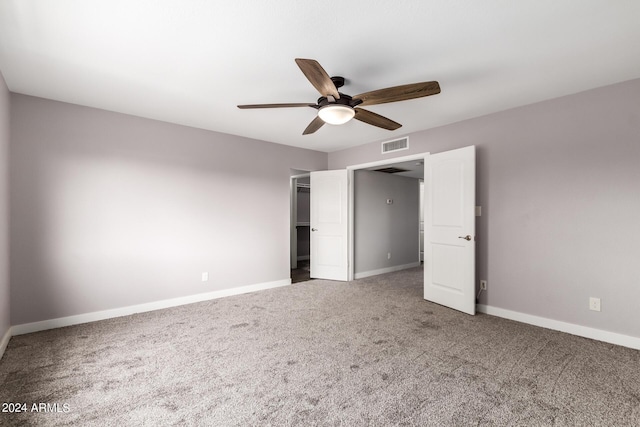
left=352, top=161, right=424, bottom=279
left=290, top=173, right=311, bottom=283
left=347, top=153, right=427, bottom=281
left=348, top=146, right=476, bottom=315
left=303, top=147, right=475, bottom=314
left=290, top=169, right=349, bottom=283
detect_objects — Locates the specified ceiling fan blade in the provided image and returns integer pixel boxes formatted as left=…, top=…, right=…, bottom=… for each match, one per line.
left=237, top=103, right=316, bottom=109
left=354, top=108, right=402, bottom=130
left=303, top=116, right=325, bottom=135
left=295, top=58, right=340, bottom=99
left=353, top=81, right=440, bottom=107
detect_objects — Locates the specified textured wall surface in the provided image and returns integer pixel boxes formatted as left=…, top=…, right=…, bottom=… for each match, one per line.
left=9, top=94, right=327, bottom=325
left=330, top=79, right=640, bottom=338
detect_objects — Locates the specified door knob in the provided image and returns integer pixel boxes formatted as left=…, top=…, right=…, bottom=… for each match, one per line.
left=458, top=235, right=472, bottom=241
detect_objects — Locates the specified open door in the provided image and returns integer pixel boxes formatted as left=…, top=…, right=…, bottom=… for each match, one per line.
left=310, top=170, right=348, bottom=281
left=424, top=145, right=476, bottom=314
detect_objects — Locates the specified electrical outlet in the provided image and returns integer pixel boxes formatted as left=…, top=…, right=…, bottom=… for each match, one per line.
left=201, top=272, right=209, bottom=282
left=480, top=280, right=487, bottom=290
left=589, top=297, right=601, bottom=312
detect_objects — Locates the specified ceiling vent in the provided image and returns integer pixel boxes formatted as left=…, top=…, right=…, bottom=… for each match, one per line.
left=381, top=136, right=409, bottom=154
left=373, top=167, right=409, bottom=174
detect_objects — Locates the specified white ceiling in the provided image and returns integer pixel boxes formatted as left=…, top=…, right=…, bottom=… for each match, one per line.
left=1, top=1, right=639, bottom=153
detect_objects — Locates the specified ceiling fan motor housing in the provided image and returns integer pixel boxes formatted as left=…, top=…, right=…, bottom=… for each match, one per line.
left=317, top=93, right=362, bottom=108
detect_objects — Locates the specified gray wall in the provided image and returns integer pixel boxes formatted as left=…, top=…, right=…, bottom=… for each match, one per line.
left=330, top=78, right=640, bottom=338
left=0, top=71, right=9, bottom=339
left=10, top=94, right=327, bottom=325
left=354, top=170, right=419, bottom=276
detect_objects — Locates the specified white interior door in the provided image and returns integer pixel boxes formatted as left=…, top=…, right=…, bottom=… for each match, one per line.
left=310, top=170, right=348, bottom=281
left=424, top=145, right=476, bottom=314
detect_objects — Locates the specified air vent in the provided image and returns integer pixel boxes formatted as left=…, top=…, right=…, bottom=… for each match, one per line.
left=381, top=137, right=409, bottom=154
left=373, top=167, right=409, bottom=174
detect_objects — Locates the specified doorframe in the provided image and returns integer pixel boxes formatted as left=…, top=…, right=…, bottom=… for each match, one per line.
left=346, top=151, right=430, bottom=281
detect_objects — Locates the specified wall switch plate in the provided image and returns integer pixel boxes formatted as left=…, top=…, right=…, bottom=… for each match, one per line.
left=202, top=272, right=209, bottom=282
left=475, top=206, right=482, bottom=217
left=589, top=297, right=601, bottom=312
left=480, top=280, right=487, bottom=290
left=387, top=252, right=391, bottom=259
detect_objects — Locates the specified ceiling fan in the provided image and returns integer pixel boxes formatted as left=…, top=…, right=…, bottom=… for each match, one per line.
left=237, top=58, right=441, bottom=135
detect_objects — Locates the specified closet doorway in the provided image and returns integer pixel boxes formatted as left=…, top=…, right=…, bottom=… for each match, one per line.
left=290, top=173, right=311, bottom=283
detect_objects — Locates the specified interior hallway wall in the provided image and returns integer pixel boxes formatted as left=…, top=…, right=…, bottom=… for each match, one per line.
left=354, top=170, right=419, bottom=277
left=10, top=94, right=327, bottom=325
left=329, top=78, right=640, bottom=339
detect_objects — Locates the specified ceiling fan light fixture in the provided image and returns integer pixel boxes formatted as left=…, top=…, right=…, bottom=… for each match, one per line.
left=318, top=104, right=355, bottom=125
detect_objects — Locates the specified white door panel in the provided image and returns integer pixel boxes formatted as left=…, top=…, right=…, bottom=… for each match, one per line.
left=424, top=146, right=475, bottom=314
left=311, top=170, right=348, bottom=281
left=432, top=161, right=464, bottom=226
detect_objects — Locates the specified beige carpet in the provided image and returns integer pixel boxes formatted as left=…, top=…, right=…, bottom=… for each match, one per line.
left=1, top=268, right=639, bottom=426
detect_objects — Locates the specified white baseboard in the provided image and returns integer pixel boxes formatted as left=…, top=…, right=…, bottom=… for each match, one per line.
left=477, top=304, right=640, bottom=350
left=0, top=326, right=12, bottom=360
left=355, top=262, right=421, bottom=280
left=12, top=278, right=291, bottom=336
